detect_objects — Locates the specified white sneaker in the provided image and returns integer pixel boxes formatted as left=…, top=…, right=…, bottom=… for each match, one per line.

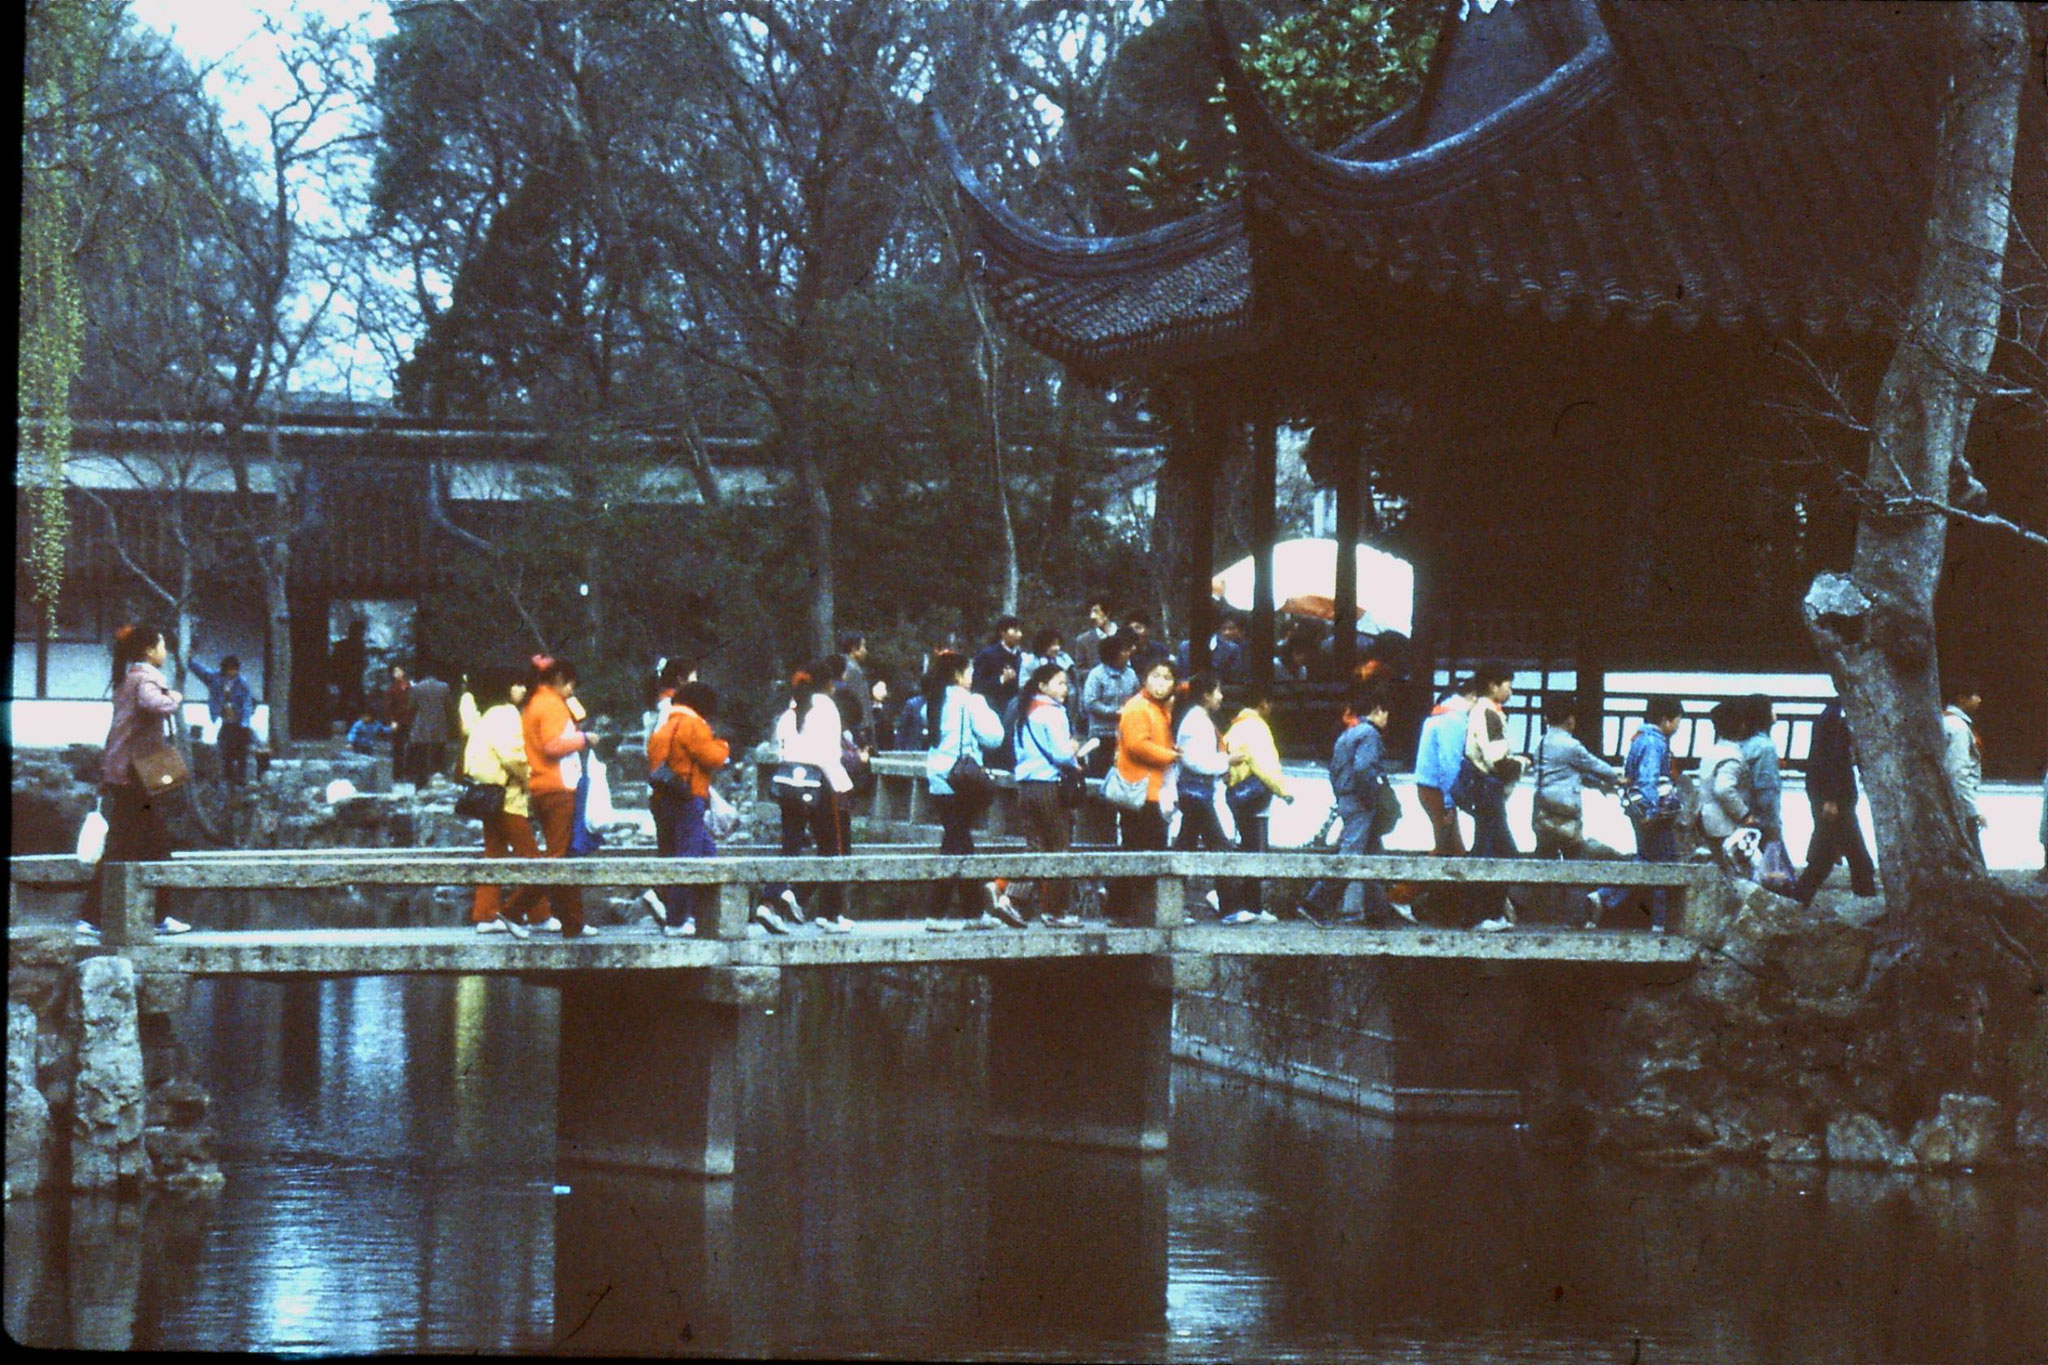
left=1204, top=889, right=1222, bottom=914
left=75, top=921, right=100, bottom=939
left=1392, top=902, right=1418, bottom=925
left=560, top=924, right=599, bottom=939
left=476, top=918, right=508, bottom=935
left=924, top=918, right=961, bottom=934
left=816, top=915, right=853, bottom=934
left=1255, top=909, right=1279, bottom=925
left=661, top=922, right=695, bottom=939
left=157, top=916, right=192, bottom=935
left=534, top=917, right=563, bottom=933
left=779, top=889, right=808, bottom=925
left=964, top=912, right=1001, bottom=931
left=1474, top=916, right=1513, bottom=933
left=753, top=903, right=791, bottom=935
left=1222, top=910, right=1261, bottom=926
left=639, top=889, right=667, bottom=924
left=498, top=914, right=530, bottom=940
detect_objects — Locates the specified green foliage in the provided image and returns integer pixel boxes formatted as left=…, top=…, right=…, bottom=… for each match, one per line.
left=1121, top=0, right=1444, bottom=220
left=1237, top=1, right=1441, bottom=152
left=20, top=0, right=123, bottom=634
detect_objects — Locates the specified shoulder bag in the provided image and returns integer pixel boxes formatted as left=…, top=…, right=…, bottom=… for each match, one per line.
left=1100, top=765, right=1149, bottom=812
left=455, top=779, right=506, bottom=820
left=945, top=696, right=997, bottom=808
left=1022, top=707, right=1086, bottom=808
left=133, top=716, right=190, bottom=795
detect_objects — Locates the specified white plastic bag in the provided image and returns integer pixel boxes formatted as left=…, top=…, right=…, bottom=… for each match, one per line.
left=582, top=753, right=615, bottom=827
left=558, top=751, right=583, bottom=790
left=76, top=806, right=108, bottom=866
left=706, top=786, right=740, bottom=840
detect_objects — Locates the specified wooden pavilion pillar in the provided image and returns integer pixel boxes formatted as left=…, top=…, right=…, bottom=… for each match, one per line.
left=1184, top=389, right=1223, bottom=674
left=1331, top=403, right=1363, bottom=675
left=1249, top=395, right=1279, bottom=684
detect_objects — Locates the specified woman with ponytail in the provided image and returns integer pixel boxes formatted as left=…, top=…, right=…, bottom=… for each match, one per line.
left=82, top=624, right=192, bottom=937
left=759, top=664, right=855, bottom=933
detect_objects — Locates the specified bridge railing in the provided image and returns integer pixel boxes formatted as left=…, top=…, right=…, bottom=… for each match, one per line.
left=15, top=850, right=1717, bottom=947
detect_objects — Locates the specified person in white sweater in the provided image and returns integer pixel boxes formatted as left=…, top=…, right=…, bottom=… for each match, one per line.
left=1171, top=674, right=1236, bottom=851
left=759, top=665, right=856, bottom=934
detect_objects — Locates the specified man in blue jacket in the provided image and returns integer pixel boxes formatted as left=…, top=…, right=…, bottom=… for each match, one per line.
left=189, top=654, right=256, bottom=784
left=1790, top=697, right=1878, bottom=903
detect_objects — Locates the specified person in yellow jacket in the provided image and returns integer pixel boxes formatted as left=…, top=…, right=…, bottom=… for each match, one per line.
left=1219, top=685, right=1295, bottom=922
left=463, top=665, right=538, bottom=938
left=1108, top=660, right=1180, bottom=920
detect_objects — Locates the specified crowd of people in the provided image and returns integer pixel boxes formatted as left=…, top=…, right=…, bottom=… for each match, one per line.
left=75, top=612, right=2046, bottom=943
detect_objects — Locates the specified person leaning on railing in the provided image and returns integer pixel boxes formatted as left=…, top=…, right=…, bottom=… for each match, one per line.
left=1218, top=684, right=1292, bottom=922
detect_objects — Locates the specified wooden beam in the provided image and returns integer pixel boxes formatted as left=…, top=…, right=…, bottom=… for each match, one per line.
left=1250, top=397, right=1278, bottom=684
left=1332, top=405, right=1362, bottom=674
left=1186, top=392, right=1222, bottom=674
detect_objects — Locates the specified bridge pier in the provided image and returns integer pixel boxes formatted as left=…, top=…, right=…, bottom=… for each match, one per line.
left=555, top=966, right=779, bottom=1178
left=983, top=957, right=1174, bottom=1152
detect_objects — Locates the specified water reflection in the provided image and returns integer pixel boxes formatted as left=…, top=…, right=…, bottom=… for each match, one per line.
left=5, top=971, right=2043, bottom=1361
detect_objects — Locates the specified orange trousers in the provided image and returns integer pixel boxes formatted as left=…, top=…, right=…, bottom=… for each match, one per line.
left=472, top=809, right=547, bottom=923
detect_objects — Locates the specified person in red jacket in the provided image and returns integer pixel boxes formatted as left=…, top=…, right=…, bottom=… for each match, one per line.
left=645, top=680, right=731, bottom=937
left=521, top=656, right=594, bottom=937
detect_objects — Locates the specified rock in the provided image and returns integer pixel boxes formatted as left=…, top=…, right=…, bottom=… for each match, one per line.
left=7, top=1003, right=51, bottom=1198
left=149, top=1078, right=210, bottom=1125
left=1824, top=1112, right=1912, bottom=1168
left=143, top=1123, right=216, bottom=1168
left=2016, top=1104, right=2048, bottom=1157
left=1907, top=1093, right=2003, bottom=1168
left=1764, top=1132, right=1822, bottom=1164
left=72, top=955, right=150, bottom=1192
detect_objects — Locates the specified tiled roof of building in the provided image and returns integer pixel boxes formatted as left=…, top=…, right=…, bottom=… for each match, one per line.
left=936, top=113, right=1268, bottom=379
left=947, top=0, right=2044, bottom=368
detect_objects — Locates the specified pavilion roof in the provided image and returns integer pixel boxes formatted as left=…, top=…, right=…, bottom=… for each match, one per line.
left=935, top=113, right=1268, bottom=379
left=945, top=0, right=2044, bottom=373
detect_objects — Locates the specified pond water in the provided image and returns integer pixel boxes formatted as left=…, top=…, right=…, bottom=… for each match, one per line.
left=7, top=972, right=2045, bottom=1361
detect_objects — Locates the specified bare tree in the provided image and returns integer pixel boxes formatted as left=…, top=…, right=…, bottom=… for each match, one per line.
left=1802, top=4, right=2044, bottom=1022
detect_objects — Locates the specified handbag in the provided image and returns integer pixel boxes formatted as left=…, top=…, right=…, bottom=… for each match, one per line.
left=1021, top=707, right=1086, bottom=808
left=1100, top=765, right=1149, bottom=812
left=1370, top=778, right=1403, bottom=839
left=940, top=694, right=996, bottom=809
left=771, top=761, right=826, bottom=808
left=454, top=780, right=506, bottom=820
left=132, top=722, right=190, bottom=794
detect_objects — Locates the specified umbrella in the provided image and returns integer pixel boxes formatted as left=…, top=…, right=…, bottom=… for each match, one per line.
left=1211, top=538, right=1414, bottom=635
left=1279, top=594, right=1376, bottom=627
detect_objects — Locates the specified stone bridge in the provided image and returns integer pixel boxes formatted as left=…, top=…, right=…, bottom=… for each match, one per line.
left=10, top=849, right=1710, bottom=1189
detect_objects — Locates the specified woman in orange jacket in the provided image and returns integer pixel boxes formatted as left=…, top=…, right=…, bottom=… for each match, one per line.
left=1108, top=659, right=1180, bottom=920
left=520, top=656, right=595, bottom=937
left=646, top=679, right=730, bottom=937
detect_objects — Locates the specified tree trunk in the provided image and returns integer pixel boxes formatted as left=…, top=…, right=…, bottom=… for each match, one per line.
left=1803, top=2, right=2028, bottom=925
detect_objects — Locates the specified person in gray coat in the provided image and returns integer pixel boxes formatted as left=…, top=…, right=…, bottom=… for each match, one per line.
left=1080, top=632, right=1138, bottom=778
left=407, top=664, right=454, bottom=784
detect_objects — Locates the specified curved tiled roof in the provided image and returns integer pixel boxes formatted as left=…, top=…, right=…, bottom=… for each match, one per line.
left=934, top=111, right=1268, bottom=378
left=947, top=0, right=2042, bottom=373
left=1224, top=0, right=1993, bottom=335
